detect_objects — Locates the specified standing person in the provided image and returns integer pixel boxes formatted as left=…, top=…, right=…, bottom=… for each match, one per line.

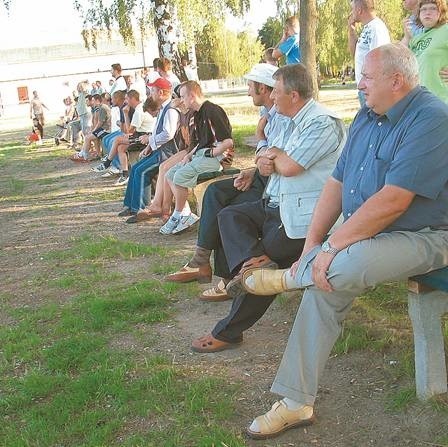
left=160, top=81, right=233, bottom=235
left=181, top=58, right=199, bottom=81
left=407, top=0, right=448, bottom=102
left=157, top=58, right=181, bottom=90
left=272, top=16, right=301, bottom=65
left=75, top=81, right=92, bottom=145
left=240, top=44, right=448, bottom=441
left=109, top=63, right=127, bottom=95
left=348, top=0, right=390, bottom=106
left=402, top=0, right=423, bottom=45
left=29, top=91, right=49, bottom=139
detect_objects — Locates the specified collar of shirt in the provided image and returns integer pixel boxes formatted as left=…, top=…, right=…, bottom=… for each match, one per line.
left=268, top=104, right=277, bottom=120
left=366, top=86, right=422, bottom=126
left=290, top=98, right=315, bottom=126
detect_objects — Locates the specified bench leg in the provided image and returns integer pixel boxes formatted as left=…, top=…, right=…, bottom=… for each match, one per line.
left=408, top=290, right=448, bottom=400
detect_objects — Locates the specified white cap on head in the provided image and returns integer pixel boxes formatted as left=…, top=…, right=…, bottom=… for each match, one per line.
left=244, top=63, right=278, bottom=88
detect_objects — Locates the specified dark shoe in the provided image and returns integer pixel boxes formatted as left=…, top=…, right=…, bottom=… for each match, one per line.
left=118, top=208, right=134, bottom=217
left=165, top=263, right=212, bottom=284
left=191, top=334, right=242, bottom=353
left=126, top=214, right=138, bottom=223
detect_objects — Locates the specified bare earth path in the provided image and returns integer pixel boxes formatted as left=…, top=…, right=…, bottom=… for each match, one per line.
left=1, top=88, right=447, bottom=446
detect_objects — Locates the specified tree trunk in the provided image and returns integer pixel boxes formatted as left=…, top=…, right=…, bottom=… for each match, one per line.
left=299, top=0, right=319, bottom=98
left=153, top=0, right=184, bottom=78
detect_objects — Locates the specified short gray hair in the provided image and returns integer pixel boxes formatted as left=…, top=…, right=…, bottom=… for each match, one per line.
left=273, top=64, right=313, bottom=100
left=376, top=43, right=419, bottom=87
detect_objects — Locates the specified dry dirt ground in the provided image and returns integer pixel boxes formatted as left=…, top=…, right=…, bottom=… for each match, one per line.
left=1, top=89, right=447, bottom=447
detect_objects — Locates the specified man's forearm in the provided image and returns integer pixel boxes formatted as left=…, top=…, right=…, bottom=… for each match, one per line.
left=327, top=184, right=415, bottom=251
left=305, top=177, right=343, bottom=249
left=212, top=138, right=233, bottom=156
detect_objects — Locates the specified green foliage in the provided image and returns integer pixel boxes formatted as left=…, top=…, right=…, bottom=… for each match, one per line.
left=258, top=16, right=283, bottom=49
left=196, top=20, right=264, bottom=79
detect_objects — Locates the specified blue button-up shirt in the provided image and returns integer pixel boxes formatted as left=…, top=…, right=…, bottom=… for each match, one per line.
left=333, top=87, right=448, bottom=232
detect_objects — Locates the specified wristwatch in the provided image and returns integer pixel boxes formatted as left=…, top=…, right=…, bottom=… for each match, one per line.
left=321, top=241, right=339, bottom=255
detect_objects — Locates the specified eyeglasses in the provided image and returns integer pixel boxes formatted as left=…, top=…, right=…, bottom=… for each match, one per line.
left=420, top=5, right=439, bottom=13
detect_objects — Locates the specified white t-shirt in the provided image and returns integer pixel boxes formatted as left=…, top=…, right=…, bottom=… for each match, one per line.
left=355, top=17, right=390, bottom=85
left=110, top=106, right=121, bottom=133
left=110, top=76, right=127, bottom=95
left=131, top=102, right=155, bottom=133
left=130, top=79, right=147, bottom=103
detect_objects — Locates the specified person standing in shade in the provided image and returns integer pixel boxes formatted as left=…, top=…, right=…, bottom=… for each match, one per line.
left=272, top=16, right=301, bottom=65
left=348, top=0, right=390, bottom=106
left=29, top=91, right=49, bottom=139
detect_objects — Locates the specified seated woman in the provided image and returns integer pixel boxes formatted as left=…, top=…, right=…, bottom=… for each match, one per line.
left=406, top=0, right=448, bottom=102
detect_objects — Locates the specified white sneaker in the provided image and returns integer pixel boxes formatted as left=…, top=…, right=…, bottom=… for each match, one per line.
left=159, top=216, right=180, bottom=235
left=113, top=175, right=129, bottom=186
left=172, top=213, right=199, bottom=234
left=101, top=167, right=120, bottom=178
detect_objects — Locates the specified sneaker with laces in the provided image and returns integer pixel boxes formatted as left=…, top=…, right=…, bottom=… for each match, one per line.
left=159, top=216, right=180, bottom=235
left=92, top=162, right=106, bottom=172
left=172, top=213, right=200, bottom=234
left=101, top=155, right=108, bottom=162
left=101, top=167, right=120, bottom=178
left=113, top=175, right=129, bottom=186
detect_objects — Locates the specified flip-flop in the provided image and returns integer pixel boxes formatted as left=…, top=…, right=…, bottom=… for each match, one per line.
left=136, top=209, right=162, bottom=222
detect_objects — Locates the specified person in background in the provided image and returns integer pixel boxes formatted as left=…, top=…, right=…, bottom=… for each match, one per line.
left=272, top=16, right=301, bottom=65
left=406, top=0, right=448, bottom=102
left=157, top=58, right=181, bottom=89
left=181, top=58, right=199, bottom=81
left=110, top=63, right=127, bottom=95
left=29, top=90, right=49, bottom=139
left=263, top=47, right=279, bottom=66
left=348, top=0, right=390, bottom=106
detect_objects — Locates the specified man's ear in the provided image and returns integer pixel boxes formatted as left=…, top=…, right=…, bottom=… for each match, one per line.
left=391, top=72, right=405, bottom=91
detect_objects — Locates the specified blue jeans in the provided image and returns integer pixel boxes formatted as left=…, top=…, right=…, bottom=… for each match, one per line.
left=102, top=130, right=123, bottom=169
left=123, top=152, right=160, bottom=212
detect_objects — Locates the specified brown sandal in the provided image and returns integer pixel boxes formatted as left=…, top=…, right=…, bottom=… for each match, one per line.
left=191, top=334, right=242, bottom=353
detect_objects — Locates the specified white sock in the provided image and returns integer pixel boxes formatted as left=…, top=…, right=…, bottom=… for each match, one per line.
left=181, top=202, right=191, bottom=217
left=281, top=397, right=305, bottom=410
left=172, top=210, right=182, bottom=220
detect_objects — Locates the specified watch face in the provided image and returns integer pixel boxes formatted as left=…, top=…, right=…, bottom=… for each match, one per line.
left=322, top=241, right=330, bottom=252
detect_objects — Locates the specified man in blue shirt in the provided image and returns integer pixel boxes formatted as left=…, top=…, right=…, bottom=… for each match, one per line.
left=272, top=16, right=301, bottom=65
left=241, top=44, right=448, bottom=440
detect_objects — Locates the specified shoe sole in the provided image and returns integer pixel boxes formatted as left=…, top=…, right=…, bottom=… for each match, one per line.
left=246, top=415, right=316, bottom=440
left=199, top=293, right=230, bottom=302
left=165, top=274, right=211, bottom=284
left=191, top=340, right=242, bottom=353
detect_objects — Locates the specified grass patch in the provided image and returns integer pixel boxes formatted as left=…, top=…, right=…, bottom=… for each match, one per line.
left=232, top=123, right=257, bottom=155
left=47, top=234, right=168, bottom=262
left=386, top=386, right=416, bottom=411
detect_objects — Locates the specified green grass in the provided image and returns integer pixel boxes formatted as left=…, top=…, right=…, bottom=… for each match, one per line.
left=232, top=123, right=257, bottom=156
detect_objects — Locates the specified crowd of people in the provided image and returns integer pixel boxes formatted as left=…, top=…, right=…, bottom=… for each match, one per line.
left=29, top=0, right=448, bottom=440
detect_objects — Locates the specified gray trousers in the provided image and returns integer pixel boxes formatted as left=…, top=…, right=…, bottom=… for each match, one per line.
left=272, top=228, right=448, bottom=406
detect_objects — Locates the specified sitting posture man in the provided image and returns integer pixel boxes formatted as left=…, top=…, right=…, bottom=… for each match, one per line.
left=239, top=44, right=448, bottom=440
left=94, top=90, right=155, bottom=186
left=188, top=63, right=346, bottom=353
left=160, top=81, right=234, bottom=235
left=166, top=63, right=286, bottom=300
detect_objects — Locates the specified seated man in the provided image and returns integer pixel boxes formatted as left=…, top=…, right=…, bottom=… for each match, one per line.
left=93, top=90, right=155, bottom=186
left=160, top=81, right=234, bottom=235
left=239, top=44, right=448, bottom=440
left=165, top=63, right=285, bottom=299
left=188, top=63, right=346, bottom=353
left=119, top=79, right=181, bottom=219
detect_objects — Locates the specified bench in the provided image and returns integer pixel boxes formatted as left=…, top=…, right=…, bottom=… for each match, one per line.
left=408, top=267, right=448, bottom=400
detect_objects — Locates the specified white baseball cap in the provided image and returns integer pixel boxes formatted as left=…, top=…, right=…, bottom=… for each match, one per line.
left=244, top=63, right=278, bottom=88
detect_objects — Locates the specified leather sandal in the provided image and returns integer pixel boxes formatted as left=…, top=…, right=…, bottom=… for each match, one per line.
left=191, top=334, right=242, bottom=353
left=226, top=256, right=278, bottom=298
left=165, top=263, right=212, bottom=284
left=199, top=280, right=230, bottom=302
left=246, top=400, right=315, bottom=440
left=242, top=267, right=296, bottom=296
left=136, top=208, right=162, bottom=222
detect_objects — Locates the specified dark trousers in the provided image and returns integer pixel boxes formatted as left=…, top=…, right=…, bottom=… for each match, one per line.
left=197, top=171, right=268, bottom=279
left=212, top=199, right=305, bottom=343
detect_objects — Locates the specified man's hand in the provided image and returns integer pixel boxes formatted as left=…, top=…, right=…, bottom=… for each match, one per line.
left=348, top=13, right=356, bottom=30
left=139, top=146, right=152, bottom=159
left=311, top=251, right=336, bottom=292
left=181, top=153, right=192, bottom=165
left=256, top=152, right=276, bottom=176
left=233, top=170, right=255, bottom=191
left=440, top=67, right=448, bottom=84
left=139, top=134, right=149, bottom=145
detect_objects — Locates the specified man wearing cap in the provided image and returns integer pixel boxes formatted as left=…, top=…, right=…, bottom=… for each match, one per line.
left=116, top=78, right=180, bottom=215
left=183, top=63, right=346, bottom=353
left=166, top=63, right=285, bottom=293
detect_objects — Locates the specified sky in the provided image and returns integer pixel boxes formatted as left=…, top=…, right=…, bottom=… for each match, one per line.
left=0, top=0, right=277, bottom=50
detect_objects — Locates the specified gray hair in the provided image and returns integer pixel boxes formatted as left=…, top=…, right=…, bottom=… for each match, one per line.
left=376, top=43, right=420, bottom=87
left=273, top=63, right=313, bottom=100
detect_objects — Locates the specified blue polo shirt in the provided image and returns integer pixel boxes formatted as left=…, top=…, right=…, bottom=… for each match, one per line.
left=278, top=34, right=301, bottom=65
left=332, top=87, right=448, bottom=232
